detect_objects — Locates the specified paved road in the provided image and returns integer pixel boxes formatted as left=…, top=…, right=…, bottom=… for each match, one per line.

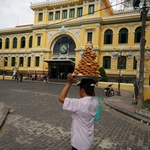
left=0, top=80, right=149, bottom=150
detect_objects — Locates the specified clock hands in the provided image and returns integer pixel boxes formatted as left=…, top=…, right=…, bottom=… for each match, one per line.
left=60, top=43, right=68, bottom=54
left=63, top=47, right=67, bottom=51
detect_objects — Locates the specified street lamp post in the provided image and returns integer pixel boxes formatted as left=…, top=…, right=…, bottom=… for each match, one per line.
left=117, top=49, right=123, bottom=96
left=137, top=0, right=149, bottom=110
left=3, top=58, right=7, bottom=80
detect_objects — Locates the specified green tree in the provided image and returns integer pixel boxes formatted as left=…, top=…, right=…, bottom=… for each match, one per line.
left=98, top=67, right=108, bottom=82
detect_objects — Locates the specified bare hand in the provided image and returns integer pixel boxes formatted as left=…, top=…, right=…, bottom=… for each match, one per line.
left=67, top=73, right=76, bottom=84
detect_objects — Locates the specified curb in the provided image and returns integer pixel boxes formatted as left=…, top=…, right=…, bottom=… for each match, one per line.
left=104, top=99, right=150, bottom=124
left=136, top=109, right=150, bottom=119
left=0, top=102, right=10, bottom=127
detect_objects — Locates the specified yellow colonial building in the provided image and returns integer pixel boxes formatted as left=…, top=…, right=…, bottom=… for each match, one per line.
left=0, top=0, right=150, bottom=99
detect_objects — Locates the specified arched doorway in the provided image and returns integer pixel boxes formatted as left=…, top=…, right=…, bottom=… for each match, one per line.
left=45, top=35, right=76, bottom=79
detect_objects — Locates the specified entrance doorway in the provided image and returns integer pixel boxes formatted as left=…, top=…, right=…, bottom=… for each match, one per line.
left=50, top=64, right=74, bottom=79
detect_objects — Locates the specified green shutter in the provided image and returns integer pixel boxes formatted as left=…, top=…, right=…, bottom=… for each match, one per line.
left=5, top=38, right=9, bottom=49
left=28, top=57, right=31, bottom=67
left=119, top=28, right=128, bottom=43
left=39, top=13, right=43, bottom=21
left=77, top=8, right=82, bottom=17
left=49, top=12, right=53, bottom=21
left=89, top=5, right=94, bottom=14
left=62, top=10, right=67, bottom=19
left=37, top=37, right=41, bottom=46
left=35, top=57, right=40, bottom=67
left=103, top=56, right=111, bottom=69
left=19, top=57, right=24, bottom=67
left=13, top=37, right=17, bottom=49
left=70, top=9, right=75, bottom=18
left=134, top=27, right=141, bottom=43
left=29, top=36, right=33, bottom=48
left=104, top=29, right=113, bottom=44
left=21, top=37, right=26, bottom=48
left=56, top=11, right=60, bottom=20
left=11, top=57, right=16, bottom=66
left=87, top=32, right=92, bottom=42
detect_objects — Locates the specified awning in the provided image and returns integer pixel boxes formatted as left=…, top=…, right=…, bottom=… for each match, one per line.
left=43, top=59, right=75, bottom=65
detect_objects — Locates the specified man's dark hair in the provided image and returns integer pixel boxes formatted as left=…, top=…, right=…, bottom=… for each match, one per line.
left=79, top=79, right=95, bottom=96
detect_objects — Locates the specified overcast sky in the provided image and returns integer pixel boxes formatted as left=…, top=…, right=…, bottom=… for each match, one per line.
left=0, top=0, right=116, bottom=29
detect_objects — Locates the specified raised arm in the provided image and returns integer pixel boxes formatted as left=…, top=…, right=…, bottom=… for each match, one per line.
left=58, top=73, right=76, bottom=103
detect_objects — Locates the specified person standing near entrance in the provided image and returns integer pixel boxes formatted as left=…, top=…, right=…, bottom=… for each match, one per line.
left=19, top=73, right=23, bottom=82
left=58, top=73, right=99, bottom=150
left=34, top=71, right=37, bottom=81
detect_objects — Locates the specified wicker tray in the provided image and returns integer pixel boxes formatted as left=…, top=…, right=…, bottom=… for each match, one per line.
left=73, top=75, right=102, bottom=80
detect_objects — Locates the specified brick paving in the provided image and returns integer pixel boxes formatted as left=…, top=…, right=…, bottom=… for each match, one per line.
left=0, top=80, right=150, bottom=150
left=107, top=100, right=137, bottom=113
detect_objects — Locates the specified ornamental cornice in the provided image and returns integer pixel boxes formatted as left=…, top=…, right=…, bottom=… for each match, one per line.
left=31, top=0, right=80, bottom=10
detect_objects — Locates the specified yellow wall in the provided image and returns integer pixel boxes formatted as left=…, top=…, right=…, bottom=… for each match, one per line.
left=98, top=82, right=150, bottom=100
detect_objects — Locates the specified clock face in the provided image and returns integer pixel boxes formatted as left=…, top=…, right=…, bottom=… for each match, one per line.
left=59, top=43, right=68, bottom=54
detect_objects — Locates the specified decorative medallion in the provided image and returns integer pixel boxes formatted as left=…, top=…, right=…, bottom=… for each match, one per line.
left=59, top=26, right=68, bottom=34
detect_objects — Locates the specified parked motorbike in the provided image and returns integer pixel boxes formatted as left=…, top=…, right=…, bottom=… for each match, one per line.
left=104, top=84, right=114, bottom=97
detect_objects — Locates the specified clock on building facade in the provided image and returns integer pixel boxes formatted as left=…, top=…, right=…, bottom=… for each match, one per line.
left=59, top=43, right=68, bottom=54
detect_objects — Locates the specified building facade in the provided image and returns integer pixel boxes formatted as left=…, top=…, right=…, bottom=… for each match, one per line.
left=0, top=0, right=150, bottom=98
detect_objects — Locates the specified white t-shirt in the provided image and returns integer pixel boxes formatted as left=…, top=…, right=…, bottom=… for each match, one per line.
left=63, top=96, right=99, bottom=150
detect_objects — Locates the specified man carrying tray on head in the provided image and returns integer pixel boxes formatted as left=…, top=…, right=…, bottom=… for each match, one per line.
left=58, top=73, right=99, bottom=150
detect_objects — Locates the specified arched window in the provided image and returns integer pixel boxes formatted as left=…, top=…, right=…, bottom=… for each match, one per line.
left=21, top=37, right=26, bottom=48
left=5, top=38, right=10, bottom=49
left=0, top=38, right=2, bottom=49
left=29, top=36, right=33, bottom=48
left=119, top=28, right=128, bottom=44
left=104, top=29, right=113, bottom=44
left=133, top=56, right=137, bottom=69
left=103, top=56, right=111, bottom=69
left=117, top=56, right=126, bottom=69
left=13, top=37, right=17, bottom=49
left=134, top=27, right=142, bottom=43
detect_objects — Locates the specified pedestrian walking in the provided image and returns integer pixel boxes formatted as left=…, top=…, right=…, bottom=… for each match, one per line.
left=19, top=73, right=23, bottom=82
left=43, top=74, right=48, bottom=84
left=14, top=73, right=18, bottom=81
left=34, top=71, right=37, bottom=81
left=58, top=73, right=99, bottom=150
left=12, top=72, right=15, bottom=80
left=32, top=74, right=35, bottom=82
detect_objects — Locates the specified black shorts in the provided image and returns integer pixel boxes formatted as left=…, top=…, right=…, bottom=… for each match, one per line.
left=72, top=146, right=78, bottom=150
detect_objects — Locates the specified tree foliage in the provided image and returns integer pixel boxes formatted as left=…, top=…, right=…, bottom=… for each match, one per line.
left=98, top=67, right=108, bottom=82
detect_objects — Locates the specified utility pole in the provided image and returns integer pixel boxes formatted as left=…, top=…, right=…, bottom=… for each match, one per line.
left=136, top=0, right=149, bottom=110
left=117, top=49, right=122, bottom=96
